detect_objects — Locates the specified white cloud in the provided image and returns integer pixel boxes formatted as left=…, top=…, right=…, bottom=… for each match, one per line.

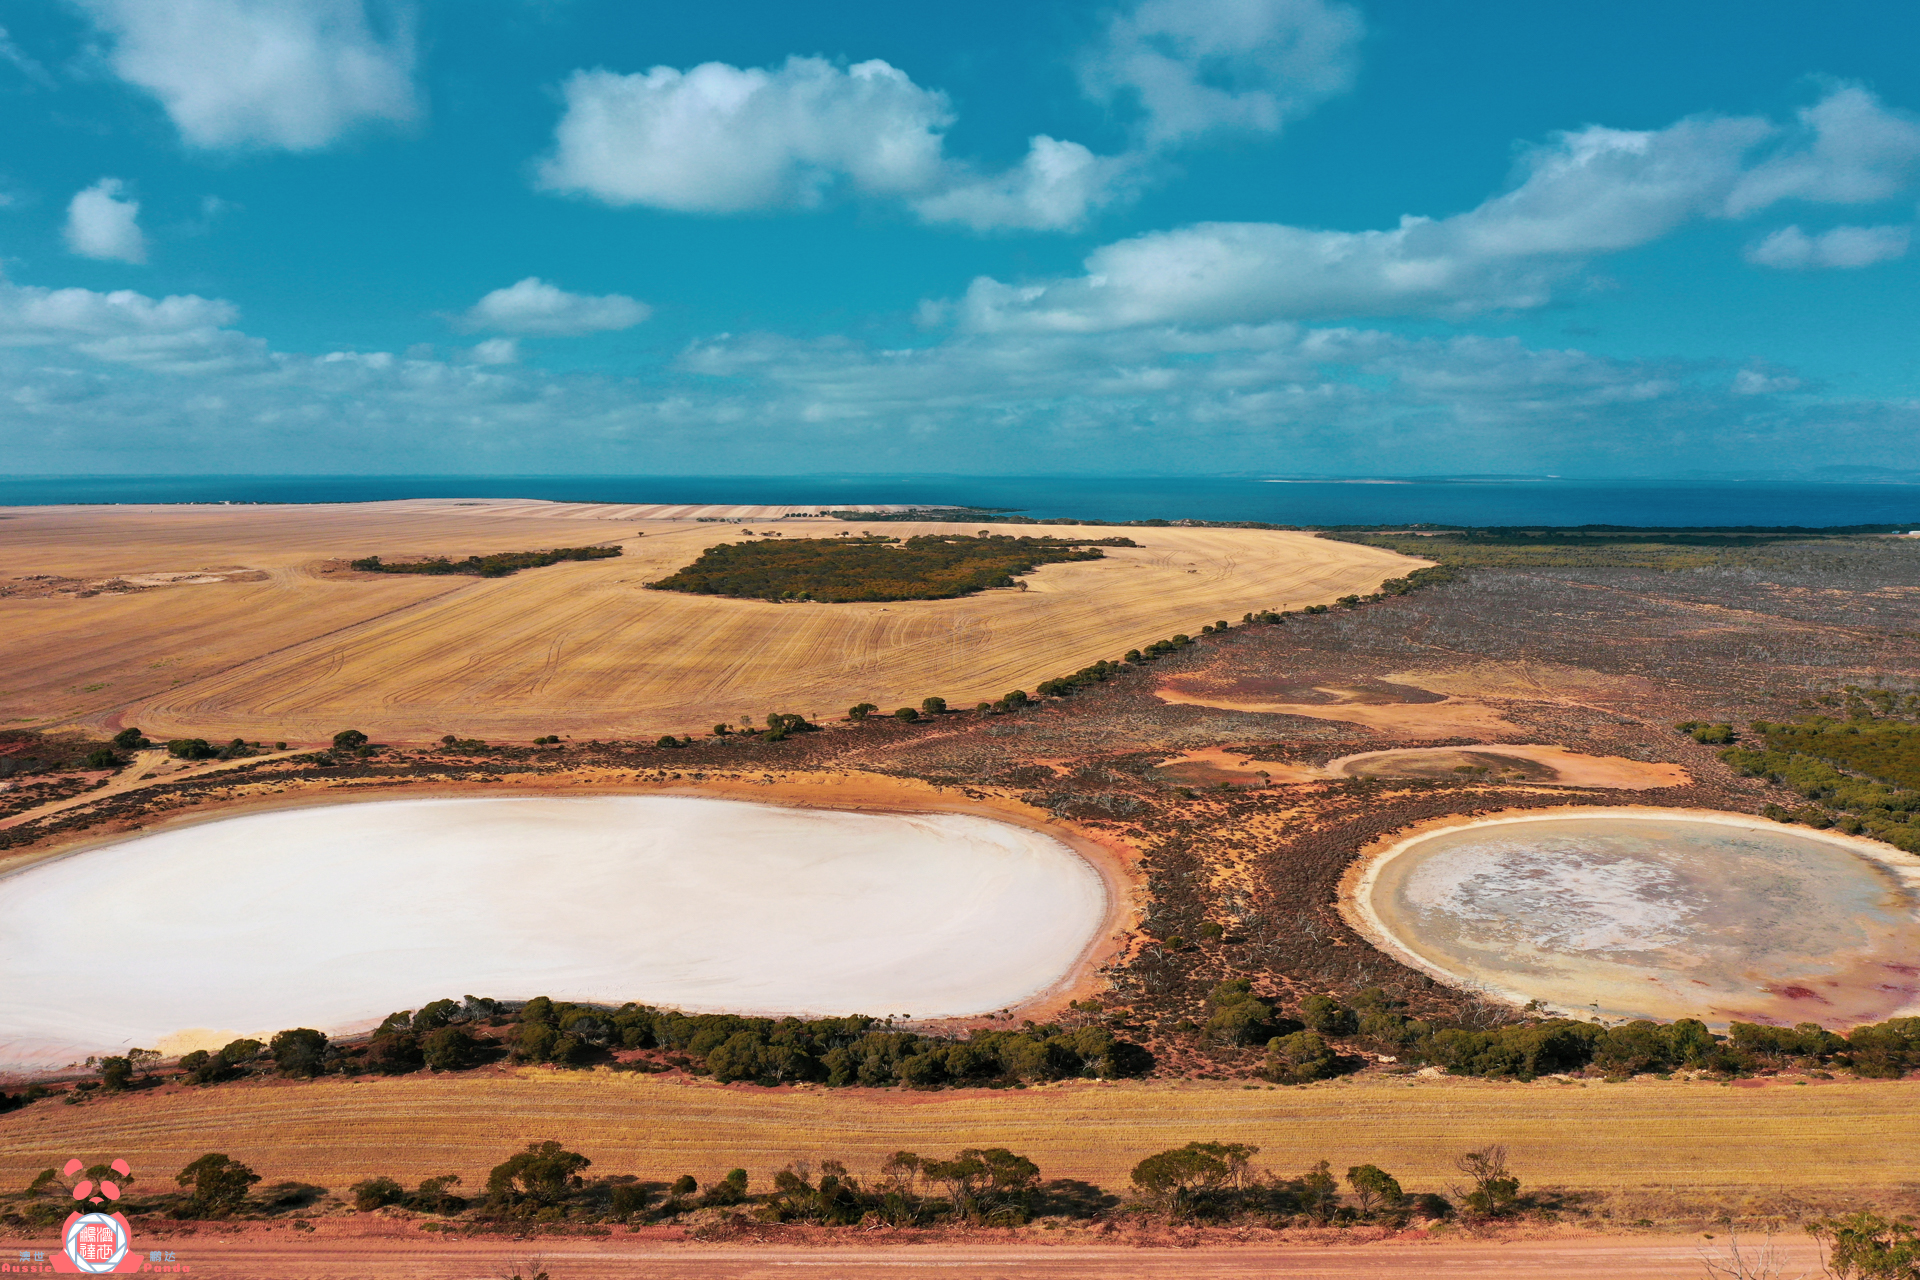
left=912, top=137, right=1140, bottom=231
left=540, top=58, right=952, bottom=213
left=539, top=56, right=1134, bottom=231
left=1745, top=223, right=1910, bottom=269
left=1079, top=0, right=1363, bottom=146
left=74, top=0, right=417, bottom=151
left=468, top=337, right=519, bottom=364
left=1733, top=368, right=1803, bottom=395
left=954, top=88, right=1920, bottom=331
left=458, top=278, right=651, bottom=335
left=64, top=178, right=148, bottom=264
left=0, top=267, right=1914, bottom=480
left=1725, top=86, right=1920, bottom=216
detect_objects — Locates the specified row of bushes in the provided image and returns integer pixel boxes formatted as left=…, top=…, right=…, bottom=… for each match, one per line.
left=1219, top=984, right=1920, bottom=1081
left=350, top=546, right=622, bottom=578
left=511, top=998, right=1153, bottom=1086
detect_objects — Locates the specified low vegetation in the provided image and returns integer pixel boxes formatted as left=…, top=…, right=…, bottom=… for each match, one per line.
left=646, top=533, right=1138, bottom=603
left=1717, top=705, right=1920, bottom=852
left=1322, top=526, right=1901, bottom=571
left=350, top=546, right=621, bottom=578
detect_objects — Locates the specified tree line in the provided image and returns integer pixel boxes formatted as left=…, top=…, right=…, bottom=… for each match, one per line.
left=350, top=546, right=622, bottom=578
left=1204, top=982, right=1920, bottom=1082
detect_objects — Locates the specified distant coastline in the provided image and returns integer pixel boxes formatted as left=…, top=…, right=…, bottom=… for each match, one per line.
left=1, top=474, right=1917, bottom=529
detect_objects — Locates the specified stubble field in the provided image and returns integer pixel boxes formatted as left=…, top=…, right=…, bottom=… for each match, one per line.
left=3, top=1070, right=1912, bottom=1215
left=0, top=500, right=1419, bottom=743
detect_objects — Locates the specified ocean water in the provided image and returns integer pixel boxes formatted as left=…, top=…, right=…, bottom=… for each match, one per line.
left=2, top=474, right=1917, bottom=528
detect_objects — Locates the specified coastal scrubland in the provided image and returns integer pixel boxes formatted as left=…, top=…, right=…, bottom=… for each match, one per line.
left=3, top=515, right=1920, bottom=1260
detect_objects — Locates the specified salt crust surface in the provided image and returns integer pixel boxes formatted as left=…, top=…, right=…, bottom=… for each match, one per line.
left=1361, top=812, right=1920, bottom=1025
left=0, top=796, right=1105, bottom=1069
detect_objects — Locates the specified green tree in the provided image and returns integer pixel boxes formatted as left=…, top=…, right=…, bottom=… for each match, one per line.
left=1264, top=1030, right=1341, bottom=1084
left=83, top=747, right=121, bottom=769
left=351, top=1176, right=404, bottom=1211
left=1346, top=1164, right=1404, bottom=1217
left=422, top=1025, right=481, bottom=1072
left=176, top=1153, right=261, bottom=1218
left=95, top=1055, right=133, bottom=1091
left=1128, top=1141, right=1257, bottom=1220
left=1299, top=994, right=1357, bottom=1036
left=1455, top=1145, right=1522, bottom=1218
left=1808, top=1211, right=1920, bottom=1278
left=112, top=727, right=146, bottom=749
left=269, top=1028, right=329, bottom=1078
left=1299, top=1159, right=1340, bottom=1224
left=331, top=729, right=369, bottom=751
left=487, top=1141, right=591, bottom=1208
left=921, top=696, right=947, bottom=715
left=848, top=703, right=877, bottom=721
left=893, top=706, right=920, bottom=721
left=1204, top=978, right=1277, bottom=1046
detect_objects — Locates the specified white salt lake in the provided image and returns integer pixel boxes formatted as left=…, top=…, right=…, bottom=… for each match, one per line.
left=0, top=795, right=1108, bottom=1071
left=1353, top=809, right=1920, bottom=1027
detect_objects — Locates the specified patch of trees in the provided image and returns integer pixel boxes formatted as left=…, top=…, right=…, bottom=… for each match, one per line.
left=350, top=546, right=622, bottom=578
left=1126, top=1140, right=1523, bottom=1226
left=1720, top=716, right=1920, bottom=852
left=505, top=998, right=1151, bottom=1086
left=1206, top=985, right=1918, bottom=1082
left=645, top=533, right=1136, bottom=603
left=0, top=728, right=130, bottom=779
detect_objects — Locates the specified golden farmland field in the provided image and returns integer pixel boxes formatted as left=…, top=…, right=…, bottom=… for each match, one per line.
left=3, top=1070, right=1912, bottom=1203
left=0, top=499, right=1422, bottom=743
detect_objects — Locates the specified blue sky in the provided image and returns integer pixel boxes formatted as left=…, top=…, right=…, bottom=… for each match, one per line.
left=2, top=0, right=1918, bottom=477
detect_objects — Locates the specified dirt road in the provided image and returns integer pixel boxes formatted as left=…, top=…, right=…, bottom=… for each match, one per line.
left=79, top=1233, right=1819, bottom=1279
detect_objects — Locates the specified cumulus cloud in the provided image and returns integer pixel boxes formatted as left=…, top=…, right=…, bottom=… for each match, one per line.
left=0, top=267, right=1913, bottom=479
left=538, top=56, right=1137, bottom=231
left=457, top=278, right=651, bottom=335
left=74, top=0, right=417, bottom=151
left=1745, top=223, right=1910, bottom=269
left=953, top=88, right=1920, bottom=331
left=1725, top=86, right=1920, bottom=215
left=1079, top=0, right=1363, bottom=146
left=539, top=58, right=952, bottom=213
left=912, top=138, right=1141, bottom=231
left=64, top=178, right=147, bottom=264
left=467, top=337, right=519, bottom=364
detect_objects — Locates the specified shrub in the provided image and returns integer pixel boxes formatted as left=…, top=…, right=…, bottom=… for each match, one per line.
left=894, top=707, right=920, bottom=722
left=487, top=1141, right=591, bottom=1209
left=1264, top=1031, right=1341, bottom=1084
left=176, top=1153, right=260, bottom=1218
left=351, top=1176, right=404, bottom=1212
left=1129, top=1141, right=1257, bottom=1220
left=269, top=1028, right=329, bottom=1078
left=848, top=703, right=877, bottom=721
left=921, top=696, right=947, bottom=715
left=111, top=727, right=146, bottom=749
left=167, top=738, right=216, bottom=760
left=331, top=729, right=368, bottom=751
left=1299, top=994, right=1356, bottom=1037
left=82, top=747, right=120, bottom=769
left=422, top=1025, right=481, bottom=1072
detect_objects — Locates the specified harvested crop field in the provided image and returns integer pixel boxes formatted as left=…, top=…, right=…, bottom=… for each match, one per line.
left=3, top=1071, right=1913, bottom=1207
left=0, top=500, right=1420, bottom=743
